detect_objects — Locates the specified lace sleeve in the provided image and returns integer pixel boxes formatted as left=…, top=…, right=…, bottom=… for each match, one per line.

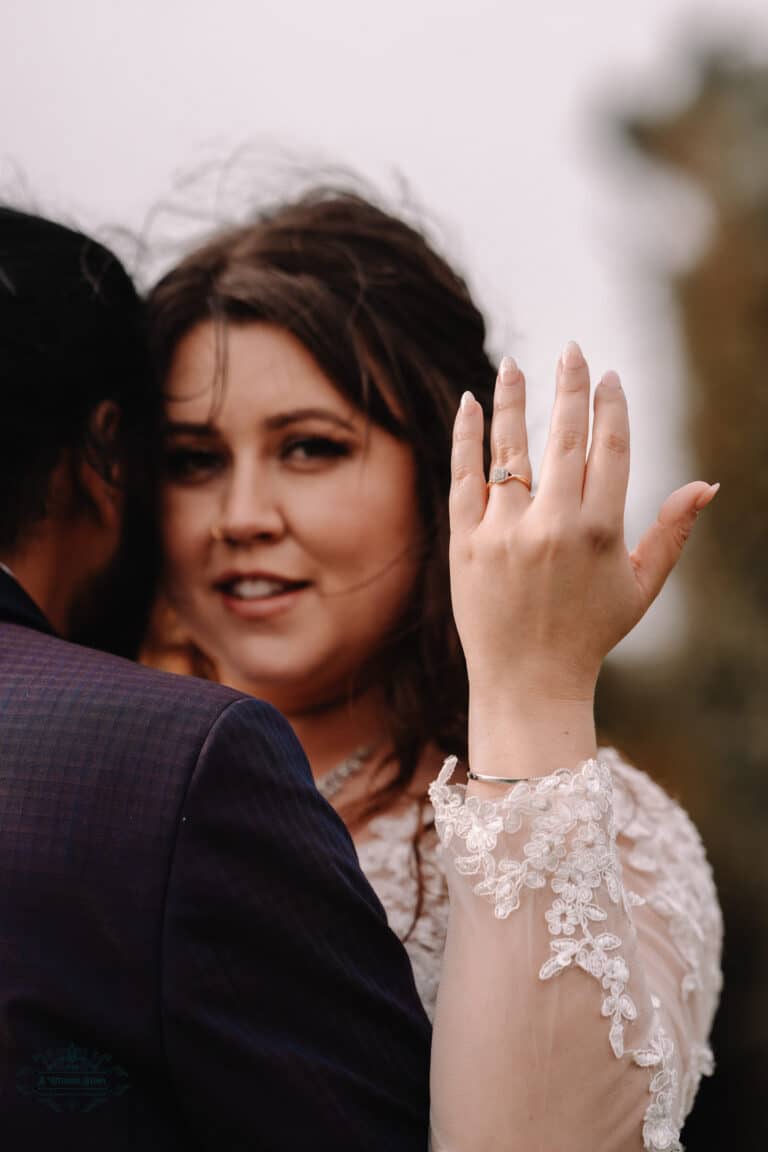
left=427, top=750, right=722, bottom=1152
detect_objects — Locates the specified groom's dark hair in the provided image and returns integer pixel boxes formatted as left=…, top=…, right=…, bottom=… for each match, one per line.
left=0, top=207, right=159, bottom=654
left=0, top=207, right=146, bottom=545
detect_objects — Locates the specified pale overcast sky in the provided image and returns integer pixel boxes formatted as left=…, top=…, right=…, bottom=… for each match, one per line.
left=3, top=0, right=767, bottom=657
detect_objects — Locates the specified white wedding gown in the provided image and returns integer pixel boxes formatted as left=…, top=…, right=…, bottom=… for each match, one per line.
left=356, top=748, right=722, bottom=1152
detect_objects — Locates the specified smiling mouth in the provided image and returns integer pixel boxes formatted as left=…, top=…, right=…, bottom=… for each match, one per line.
left=216, top=577, right=311, bottom=602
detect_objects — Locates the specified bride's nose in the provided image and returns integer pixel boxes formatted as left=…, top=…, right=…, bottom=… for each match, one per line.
left=211, top=458, right=285, bottom=545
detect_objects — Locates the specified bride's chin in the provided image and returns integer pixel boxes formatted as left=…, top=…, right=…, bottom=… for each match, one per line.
left=214, top=661, right=337, bottom=715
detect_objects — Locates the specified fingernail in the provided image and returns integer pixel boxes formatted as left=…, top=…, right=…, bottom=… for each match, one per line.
left=694, top=482, right=720, bottom=511
left=562, top=340, right=583, bottom=368
left=460, top=390, right=476, bottom=411
left=499, top=355, right=518, bottom=383
left=601, top=370, right=621, bottom=389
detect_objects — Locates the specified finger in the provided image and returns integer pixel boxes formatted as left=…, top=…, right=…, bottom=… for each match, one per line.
left=581, top=371, right=630, bottom=536
left=450, top=391, right=487, bottom=535
left=630, top=481, right=720, bottom=606
left=537, top=341, right=591, bottom=511
left=487, top=356, right=532, bottom=508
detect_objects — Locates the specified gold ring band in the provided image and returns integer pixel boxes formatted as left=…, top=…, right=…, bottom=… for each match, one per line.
left=487, top=468, right=532, bottom=491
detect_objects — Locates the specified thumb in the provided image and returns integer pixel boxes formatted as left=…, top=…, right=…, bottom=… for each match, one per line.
left=630, top=481, right=719, bottom=606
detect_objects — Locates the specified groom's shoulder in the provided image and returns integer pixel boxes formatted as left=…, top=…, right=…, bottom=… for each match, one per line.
left=0, top=621, right=279, bottom=755
left=0, top=624, right=307, bottom=897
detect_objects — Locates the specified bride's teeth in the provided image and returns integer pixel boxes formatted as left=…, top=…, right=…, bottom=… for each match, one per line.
left=229, top=578, right=289, bottom=599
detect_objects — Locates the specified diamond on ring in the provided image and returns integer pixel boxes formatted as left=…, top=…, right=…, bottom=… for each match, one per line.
left=487, top=468, right=532, bottom=491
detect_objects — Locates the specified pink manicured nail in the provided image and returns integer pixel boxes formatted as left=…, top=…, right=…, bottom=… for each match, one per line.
left=499, top=356, right=518, bottom=383
left=562, top=340, right=583, bottom=368
left=694, top=483, right=720, bottom=511
left=460, top=390, right=476, bottom=410
left=601, top=370, right=621, bottom=389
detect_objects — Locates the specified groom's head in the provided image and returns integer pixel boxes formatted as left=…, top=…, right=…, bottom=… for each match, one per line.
left=0, top=207, right=159, bottom=653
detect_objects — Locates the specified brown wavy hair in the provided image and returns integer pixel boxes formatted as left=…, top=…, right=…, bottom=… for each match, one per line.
left=146, top=189, right=496, bottom=846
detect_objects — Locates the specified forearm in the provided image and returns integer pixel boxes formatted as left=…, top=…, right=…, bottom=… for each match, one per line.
left=429, top=754, right=669, bottom=1152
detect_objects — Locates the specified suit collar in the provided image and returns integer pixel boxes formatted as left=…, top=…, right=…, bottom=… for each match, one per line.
left=0, top=567, right=56, bottom=636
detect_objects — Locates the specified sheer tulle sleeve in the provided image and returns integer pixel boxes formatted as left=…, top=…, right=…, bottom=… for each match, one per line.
left=427, top=749, right=722, bottom=1152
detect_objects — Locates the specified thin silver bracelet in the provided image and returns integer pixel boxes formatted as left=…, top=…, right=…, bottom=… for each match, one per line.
left=467, top=769, right=528, bottom=785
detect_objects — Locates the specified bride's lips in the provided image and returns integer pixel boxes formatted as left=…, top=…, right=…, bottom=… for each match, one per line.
left=213, top=570, right=312, bottom=620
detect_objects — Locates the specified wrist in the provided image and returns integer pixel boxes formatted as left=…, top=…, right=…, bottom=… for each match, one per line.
left=466, top=689, right=597, bottom=784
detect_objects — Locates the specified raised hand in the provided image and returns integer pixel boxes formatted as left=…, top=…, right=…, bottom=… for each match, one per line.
left=449, top=341, right=718, bottom=778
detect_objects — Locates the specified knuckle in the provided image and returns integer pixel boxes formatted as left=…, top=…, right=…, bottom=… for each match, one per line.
left=558, top=372, right=589, bottom=395
left=552, top=427, right=587, bottom=454
left=583, top=519, right=620, bottom=552
left=670, top=520, right=693, bottom=551
left=493, top=432, right=528, bottom=459
left=525, top=518, right=572, bottom=558
left=657, top=510, right=693, bottom=552
left=598, top=432, right=629, bottom=456
left=482, top=534, right=508, bottom=562
left=494, top=388, right=523, bottom=412
left=451, top=462, right=476, bottom=485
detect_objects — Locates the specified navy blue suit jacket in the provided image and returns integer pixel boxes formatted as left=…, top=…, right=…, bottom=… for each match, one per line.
left=0, top=571, right=430, bottom=1149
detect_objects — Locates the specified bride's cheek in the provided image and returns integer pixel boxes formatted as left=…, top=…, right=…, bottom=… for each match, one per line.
left=165, top=497, right=206, bottom=565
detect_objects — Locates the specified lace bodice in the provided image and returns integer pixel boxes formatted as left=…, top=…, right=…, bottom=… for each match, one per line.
left=356, top=804, right=447, bottom=1020
left=353, top=748, right=722, bottom=1152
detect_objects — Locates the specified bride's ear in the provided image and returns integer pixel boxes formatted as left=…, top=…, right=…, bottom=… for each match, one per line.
left=78, top=400, right=124, bottom=529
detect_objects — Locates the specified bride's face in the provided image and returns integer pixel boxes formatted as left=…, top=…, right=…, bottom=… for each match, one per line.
left=161, top=320, right=422, bottom=710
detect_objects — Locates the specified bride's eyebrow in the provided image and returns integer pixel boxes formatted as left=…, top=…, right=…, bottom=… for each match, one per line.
left=162, top=411, right=359, bottom=437
left=265, top=409, right=357, bottom=432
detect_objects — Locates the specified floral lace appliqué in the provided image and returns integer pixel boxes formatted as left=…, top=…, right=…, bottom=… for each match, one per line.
left=428, top=754, right=717, bottom=1152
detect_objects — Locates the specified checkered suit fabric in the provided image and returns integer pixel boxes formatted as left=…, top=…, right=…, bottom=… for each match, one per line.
left=0, top=574, right=430, bottom=1150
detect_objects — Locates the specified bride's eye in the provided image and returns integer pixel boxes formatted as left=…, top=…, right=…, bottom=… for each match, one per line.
left=163, top=446, right=226, bottom=483
left=281, top=436, right=352, bottom=465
